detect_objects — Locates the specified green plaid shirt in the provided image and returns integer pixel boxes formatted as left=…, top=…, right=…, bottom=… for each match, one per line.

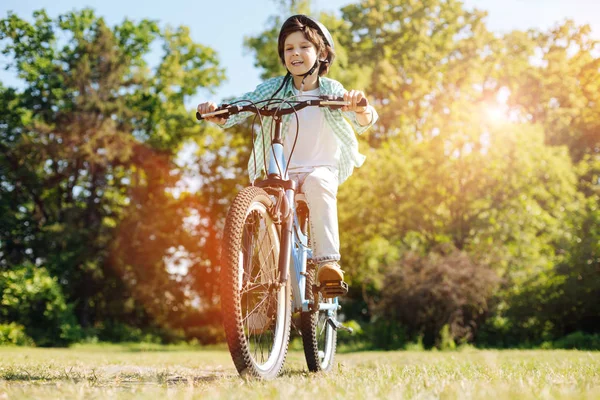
left=221, top=75, right=378, bottom=184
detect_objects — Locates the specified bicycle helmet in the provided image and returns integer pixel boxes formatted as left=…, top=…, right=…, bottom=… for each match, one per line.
left=278, top=14, right=335, bottom=77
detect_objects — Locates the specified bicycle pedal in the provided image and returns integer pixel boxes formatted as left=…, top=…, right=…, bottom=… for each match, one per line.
left=326, top=317, right=354, bottom=333
left=319, top=280, right=348, bottom=298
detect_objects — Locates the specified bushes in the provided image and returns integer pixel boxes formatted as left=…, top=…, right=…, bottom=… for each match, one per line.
left=337, top=318, right=407, bottom=351
left=377, top=245, right=499, bottom=347
left=0, top=264, right=82, bottom=346
left=0, top=263, right=223, bottom=347
left=0, top=323, right=35, bottom=346
left=546, top=332, right=600, bottom=350
left=338, top=245, right=500, bottom=349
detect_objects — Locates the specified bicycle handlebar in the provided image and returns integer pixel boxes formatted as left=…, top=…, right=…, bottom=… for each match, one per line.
left=196, top=96, right=368, bottom=121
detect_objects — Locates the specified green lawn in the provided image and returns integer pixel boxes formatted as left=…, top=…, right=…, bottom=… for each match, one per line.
left=0, top=344, right=598, bottom=399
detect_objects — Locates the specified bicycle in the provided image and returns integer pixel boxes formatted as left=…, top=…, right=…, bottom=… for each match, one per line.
left=196, top=95, right=365, bottom=380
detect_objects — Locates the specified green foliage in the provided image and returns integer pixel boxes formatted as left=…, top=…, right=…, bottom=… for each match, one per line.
left=0, top=264, right=81, bottom=346
left=0, top=323, right=35, bottom=346
left=438, top=325, right=457, bottom=351
left=404, top=336, right=425, bottom=351
left=550, top=331, right=600, bottom=350
left=0, top=8, right=225, bottom=345
left=337, top=318, right=408, bottom=351
left=91, top=321, right=169, bottom=344
left=339, top=0, right=495, bottom=145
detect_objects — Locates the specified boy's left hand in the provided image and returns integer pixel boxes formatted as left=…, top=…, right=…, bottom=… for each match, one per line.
left=342, top=90, right=369, bottom=113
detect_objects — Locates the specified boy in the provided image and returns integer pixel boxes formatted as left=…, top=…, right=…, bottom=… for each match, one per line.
left=197, top=15, right=378, bottom=297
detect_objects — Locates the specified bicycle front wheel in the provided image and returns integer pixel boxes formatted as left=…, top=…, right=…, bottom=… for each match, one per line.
left=220, top=186, right=292, bottom=380
left=301, top=264, right=337, bottom=372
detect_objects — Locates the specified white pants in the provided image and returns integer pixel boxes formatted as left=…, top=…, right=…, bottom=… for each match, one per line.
left=290, top=166, right=341, bottom=263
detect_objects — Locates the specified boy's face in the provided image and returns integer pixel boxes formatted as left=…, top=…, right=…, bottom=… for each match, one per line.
left=283, top=31, right=319, bottom=76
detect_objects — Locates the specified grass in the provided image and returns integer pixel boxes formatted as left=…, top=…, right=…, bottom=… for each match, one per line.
left=0, top=344, right=598, bottom=399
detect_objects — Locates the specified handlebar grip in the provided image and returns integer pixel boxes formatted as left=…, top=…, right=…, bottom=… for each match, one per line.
left=196, top=106, right=233, bottom=121
left=322, top=96, right=368, bottom=108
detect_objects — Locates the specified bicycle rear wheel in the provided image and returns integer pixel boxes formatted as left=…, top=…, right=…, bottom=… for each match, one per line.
left=301, top=264, right=337, bottom=372
left=220, top=186, right=292, bottom=380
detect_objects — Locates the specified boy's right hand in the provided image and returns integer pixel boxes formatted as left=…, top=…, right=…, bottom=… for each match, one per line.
left=197, top=101, right=227, bottom=124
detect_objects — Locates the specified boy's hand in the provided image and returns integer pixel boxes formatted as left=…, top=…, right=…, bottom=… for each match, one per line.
left=197, top=101, right=226, bottom=124
left=342, top=90, right=369, bottom=113
left=343, top=90, right=373, bottom=126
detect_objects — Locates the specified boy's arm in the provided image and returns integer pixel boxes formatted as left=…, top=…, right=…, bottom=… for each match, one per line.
left=328, top=79, right=378, bottom=135
left=343, top=105, right=378, bottom=135
left=217, top=78, right=279, bottom=129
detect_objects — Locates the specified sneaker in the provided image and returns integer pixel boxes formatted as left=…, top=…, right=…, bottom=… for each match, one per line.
left=316, top=262, right=348, bottom=298
left=316, top=262, right=344, bottom=285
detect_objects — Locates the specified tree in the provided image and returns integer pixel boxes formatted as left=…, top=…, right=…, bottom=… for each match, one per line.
left=339, top=0, right=495, bottom=146
left=0, top=8, right=225, bottom=343
left=240, top=0, right=597, bottom=346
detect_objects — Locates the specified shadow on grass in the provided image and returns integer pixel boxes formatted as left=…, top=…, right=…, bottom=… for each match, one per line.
left=1, top=369, right=235, bottom=385
left=68, top=342, right=228, bottom=353
left=167, top=373, right=228, bottom=384
left=123, top=343, right=229, bottom=353
left=1, top=370, right=50, bottom=382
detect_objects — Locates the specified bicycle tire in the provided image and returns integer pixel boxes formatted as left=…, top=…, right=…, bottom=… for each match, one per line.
left=220, top=186, right=292, bottom=380
left=300, top=264, right=337, bottom=372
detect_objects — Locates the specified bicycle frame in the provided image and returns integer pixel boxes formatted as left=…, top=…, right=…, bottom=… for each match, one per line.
left=255, top=118, right=338, bottom=314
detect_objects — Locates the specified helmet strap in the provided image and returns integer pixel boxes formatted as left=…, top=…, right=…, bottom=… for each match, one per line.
left=289, top=59, right=320, bottom=92
left=271, top=72, right=291, bottom=99
left=304, top=59, right=320, bottom=78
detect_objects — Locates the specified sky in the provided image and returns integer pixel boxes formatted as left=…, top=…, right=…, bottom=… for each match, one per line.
left=1, top=0, right=600, bottom=109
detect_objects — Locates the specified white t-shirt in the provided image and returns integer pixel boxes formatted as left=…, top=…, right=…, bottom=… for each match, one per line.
left=283, top=87, right=340, bottom=172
